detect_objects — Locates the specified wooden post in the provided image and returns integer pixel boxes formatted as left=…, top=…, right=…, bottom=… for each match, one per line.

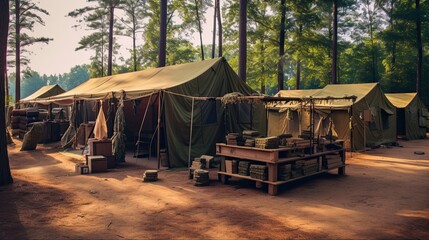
left=267, top=163, right=278, bottom=195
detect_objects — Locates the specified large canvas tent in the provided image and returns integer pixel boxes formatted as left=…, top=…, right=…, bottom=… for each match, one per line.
left=385, top=93, right=427, bottom=140
left=20, top=84, right=65, bottom=104
left=36, top=57, right=265, bottom=167
left=270, top=83, right=397, bottom=150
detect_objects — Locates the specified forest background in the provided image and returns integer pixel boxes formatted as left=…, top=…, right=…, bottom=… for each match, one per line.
left=6, top=0, right=429, bottom=105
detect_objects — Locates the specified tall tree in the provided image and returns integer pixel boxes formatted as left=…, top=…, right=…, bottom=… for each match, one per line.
left=238, top=0, right=247, bottom=81
left=216, top=0, right=222, bottom=57
left=1, top=0, right=14, bottom=186
left=107, top=0, right=121, bottom=76
left=70, top=9, right=109, bottom=77
left=176, top=0, right=211, bottom=60
left=194, top=0, right=204, bottom=60
left=9, top=0, right=52, bottom=104
left=69, top=0, right=120, bottom=76
left=118, top=0, right=146, bottom=71
left=277, top=0, right=286, bottom=91
left=158, top=0, right=167, bottom=67
left=211, top=0, right=216, bottom=58
left=332, top=0, right=338, bottom=84
left=415, top=0, right=422, bottom=94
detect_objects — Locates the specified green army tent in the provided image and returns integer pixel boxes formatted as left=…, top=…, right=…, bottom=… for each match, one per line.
left=20, top=84, right=65, bottom=104
left=268, top=89, right=322, bottom=138
left=269, top=83, right=397, bottom=151
left=312, top=83, right=397, bottom=150
left=37, top=57, right=265, bottom=168
left=385, top=93, right=427, bottom=140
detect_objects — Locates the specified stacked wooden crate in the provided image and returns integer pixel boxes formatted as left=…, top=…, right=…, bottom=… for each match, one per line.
left=255, top=137, right=280, bottom=149
left=238, top=161, right=251, bottom=176
left=278, top=164, right=292, bottom=181
left=302, top=159, right=319, bottom=175
left=323, top=154, right=344, bottom=169
left=249, top=165, right=268, bottom=181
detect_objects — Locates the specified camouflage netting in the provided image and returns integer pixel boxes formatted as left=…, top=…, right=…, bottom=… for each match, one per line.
left=112, top=95, right=126, bottom=163
left=61, top=102, right=77, bottom=149
left=21, top=122, right=44, bottom=151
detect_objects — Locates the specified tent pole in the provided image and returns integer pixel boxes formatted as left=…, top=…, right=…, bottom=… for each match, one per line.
left=157, top=92, right=162, bottom=170
left=188, top=98, right=195, bottom=176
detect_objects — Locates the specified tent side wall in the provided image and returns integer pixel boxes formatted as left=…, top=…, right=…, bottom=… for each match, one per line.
left=163, top=59, right=264, bottom=168
left=404, top=96, right=427, bottom=139
left=351, top=86, right=396, bottom=150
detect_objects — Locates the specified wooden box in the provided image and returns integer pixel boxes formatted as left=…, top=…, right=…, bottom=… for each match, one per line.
left=88, top=155, right=107, bottom=173
left=89, top=138, right=112, bottom=156
left=225, top=160, right=238, bottom=174
left=75, top=163, right=89, bottom=174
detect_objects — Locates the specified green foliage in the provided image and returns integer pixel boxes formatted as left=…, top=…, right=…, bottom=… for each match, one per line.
left=7, top=65, right=90, bottom=100
left=8, top=0, right=53, bottom=68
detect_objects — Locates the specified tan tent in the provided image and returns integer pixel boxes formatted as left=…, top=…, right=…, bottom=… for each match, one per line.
left=385, top=93, right=427, bottom=140
left=20, top=84, right=65, bottom=104
left=268, top=89, right=322, bottom=138
left=270, top=83, right=397, bottom=150
left=35, top=57, right=265, bottom=167
left=312, top=83, right=397, bottom=150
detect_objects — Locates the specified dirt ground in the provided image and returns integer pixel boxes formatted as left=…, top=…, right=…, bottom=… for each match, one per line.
left=1, top=138, right=428, bottom=239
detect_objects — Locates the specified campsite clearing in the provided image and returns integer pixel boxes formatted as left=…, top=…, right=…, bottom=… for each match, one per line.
left=1, top=138, right=428, bottom=239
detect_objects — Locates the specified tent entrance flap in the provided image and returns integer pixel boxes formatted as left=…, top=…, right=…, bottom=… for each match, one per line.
left=396, top=109, right=406, bottom=136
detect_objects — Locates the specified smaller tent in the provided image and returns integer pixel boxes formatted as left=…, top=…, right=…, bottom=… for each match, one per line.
left=270, top=83, right=397, bottom=150
left=385, top=93, right=427, bottom=140
left=268, top=89, right=322, bottom=137
left=20, top=84, right=65, bottom=104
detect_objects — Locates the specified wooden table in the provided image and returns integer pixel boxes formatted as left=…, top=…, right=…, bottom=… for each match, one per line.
left=216, top=143, right=346, bottom=195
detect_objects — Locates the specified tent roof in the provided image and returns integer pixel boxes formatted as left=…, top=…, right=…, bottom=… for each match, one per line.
left=46, top=58, right=225, bottom=101
left=385, top=93, right=418, bottom=108
left=275, top=89, right=322, bottom=98
left=311, top=83, right=378, bottom=107
left=314, top=83, right=377, bottom=101
left=20, top=84, right=65, bottom=102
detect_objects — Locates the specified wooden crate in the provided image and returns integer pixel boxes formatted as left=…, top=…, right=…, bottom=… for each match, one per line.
left=88, top=155, right=107, bottom=173
left=89, top=138, right=113, bottom=156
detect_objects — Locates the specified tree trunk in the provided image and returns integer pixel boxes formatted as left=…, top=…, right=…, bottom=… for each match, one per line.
left=211, top=0, right=216, bottom=59
left=107, top=3, right=114, bottom=76
left=15, top=0, right=20, bottom=105
left=5, top=72, right=9, bottom=106
left=158, top=0, right=167, bottom=67
left=194, top=0, right=204, bottom=60
left=296, top=59, right=301, bottom=89
left=238, top=0, right=247, bottom=81
left=216, top=0, right=222, bottom=57
left=101, top=18, right=105, bottom=77
left=332, top=0, right=338, bottom=84
left=416, top=0, right=422, bottom=94
left=260, top=37, right=266, bottom=94
left=0, top=0, right=14, bottom=186
left=368, top=4, right=377, bottom=82
left=389, top=1, right=396, bottom=84
left=132, top=14, right=137, bottom=71
left=277, top=0, right=286, bottom=92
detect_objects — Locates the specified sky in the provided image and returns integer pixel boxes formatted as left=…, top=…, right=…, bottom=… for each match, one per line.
left=17, top=0, right=216, bottom=75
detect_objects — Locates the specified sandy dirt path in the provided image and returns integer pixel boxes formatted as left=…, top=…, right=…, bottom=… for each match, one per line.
left=1, top=138, right=428, bottom=239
